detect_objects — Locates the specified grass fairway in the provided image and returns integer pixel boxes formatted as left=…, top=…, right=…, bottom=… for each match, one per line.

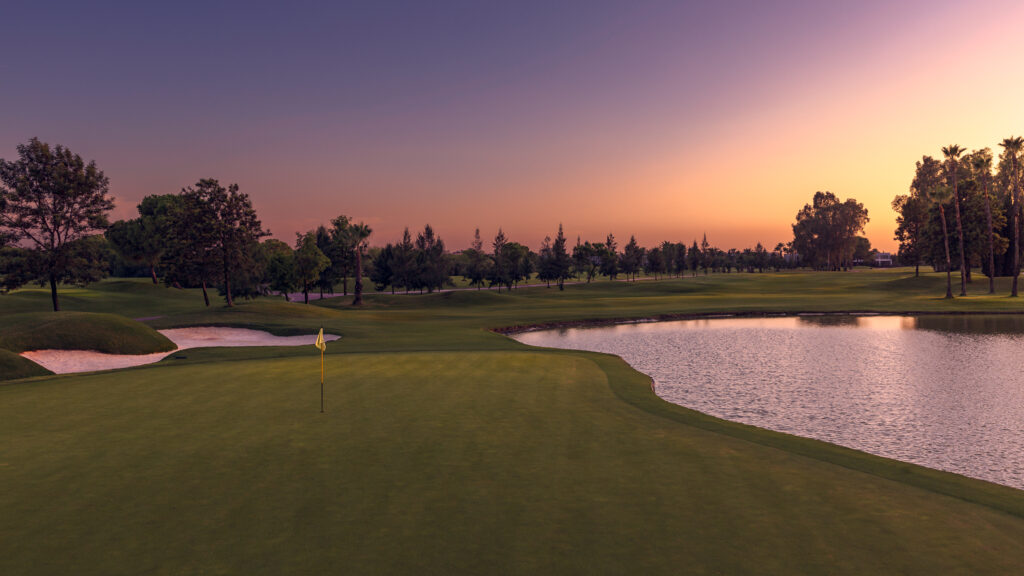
left=4, top=269, right=1024, bottom=574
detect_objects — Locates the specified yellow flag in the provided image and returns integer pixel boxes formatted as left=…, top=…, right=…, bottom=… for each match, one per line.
left=314, top=328, right=326, bottom=352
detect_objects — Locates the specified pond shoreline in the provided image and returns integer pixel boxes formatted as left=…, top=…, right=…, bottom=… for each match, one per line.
left=494, top=309, right=1024, bottom=335
left=512, top=313, right=1024, bottom=492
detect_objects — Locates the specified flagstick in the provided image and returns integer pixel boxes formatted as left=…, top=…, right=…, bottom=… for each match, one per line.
left=320, top=330, right=325, bottom=414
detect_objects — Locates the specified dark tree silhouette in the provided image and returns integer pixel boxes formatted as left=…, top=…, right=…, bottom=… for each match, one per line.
left=0, top=138, right=114, bottom=311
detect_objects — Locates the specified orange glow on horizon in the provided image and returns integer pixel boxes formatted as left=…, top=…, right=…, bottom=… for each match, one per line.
left=82, top=2, right=1024, bottom=253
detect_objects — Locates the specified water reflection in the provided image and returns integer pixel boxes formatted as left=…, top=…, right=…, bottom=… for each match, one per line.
left=914, top=314, right=1024, bottom=335
left=515, top=315, right=1024, bottom=490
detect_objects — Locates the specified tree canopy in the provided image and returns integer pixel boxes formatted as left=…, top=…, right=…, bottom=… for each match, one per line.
left=791, top=192, right=869, bottom=271
left=0, top=138, right=114, bottom=310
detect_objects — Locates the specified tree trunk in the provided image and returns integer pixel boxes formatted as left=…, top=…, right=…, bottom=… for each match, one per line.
left=49, top=273, right=60, bottom=312
left=201, top=281, right=210, bottom=307
left=352, top=247, right=364, bottom=306
left=343, top=276, right=348, bottom=296
left=304, top=282, right=309, bottom=304
left=985, top=181, right=996, bottom=294
left=953, top=174, right=967, bottom=296
left=940, top=205, right=953, bottom=299
left=150, top=265, right=158, bottom=284
left=1014, top=189, right=1021, bottom=297
left=913, top=228, right=920, bottom=277
left=224, top=270, right=234, bottom=307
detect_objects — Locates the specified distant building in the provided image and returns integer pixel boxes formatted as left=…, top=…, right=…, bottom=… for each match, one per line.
left=873, top=252, right=893, bottom=267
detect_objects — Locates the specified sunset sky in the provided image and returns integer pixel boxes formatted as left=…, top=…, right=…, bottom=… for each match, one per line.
left=4, top=1, right=1024, bottom=251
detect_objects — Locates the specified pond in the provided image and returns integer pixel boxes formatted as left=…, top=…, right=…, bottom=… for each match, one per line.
left=514, top=315, right=1024, bottom=490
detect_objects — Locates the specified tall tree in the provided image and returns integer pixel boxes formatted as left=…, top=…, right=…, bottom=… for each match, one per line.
left=791, top=192, right=868, bottom=271
left=688, top=240, right=700, bottom=276
left=551, top=224, right=571, bottom=290
left=489, top=228, right=509, bottom=291
left=264, top=239, right=296, bottom=300
left=771, top=243, right=786, bottom=271
left=914, top=157, right=953, bottom=298
left=502, top=242, right=531, bottom=290
left=370, top=244, right=396, bottom=293
left=673, top=242, right=688, bottom=277
left=600, top=233, right=619, bottom=280
left=754, top=242, right=769, bottom=272
left=465, top=228, right=490, bottom=290
left=537, top=235, right=555, bottom=287
left=572, top=240, right=598, bottom=283
left=294, top=232, right=331, bottom=304
left=1000, top=137, right=1023, bottom=296
left=163, top=189, right=218, bottom=306
left=349, top=222, right=372, bottom=305
left=971, top=150, right=998, bottom=293
left=0, top=138, right=114, bottom=311
left=105, top=194, right=178, bottom=284
left=943, top=145, right=969, bottom=295
left=180, top=179, right=266, bottom=307
left=621, top=235, right=643, bottom=281
left=414, top=224, right=448, bottom=293
left=313, top=225, right=335, bottom=298
left=892, top=192, right=928, bottom=277
left=645, top=246, right=665, bottom=279
left=328, top=216, right=356, bottom=295
left=700, top=234, right=711, bottom=275
left=392, top=228, right=416, bottom=293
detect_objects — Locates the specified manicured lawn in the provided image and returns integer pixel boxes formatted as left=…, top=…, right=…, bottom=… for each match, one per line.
left=3, top=268, right=1024, bottom=574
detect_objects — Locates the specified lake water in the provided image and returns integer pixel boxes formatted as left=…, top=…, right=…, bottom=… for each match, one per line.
left=514, top=315, right=1024, bottom=490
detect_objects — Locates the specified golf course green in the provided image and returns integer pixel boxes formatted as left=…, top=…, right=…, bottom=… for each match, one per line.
left=3, top=269, right=1024, bottom=574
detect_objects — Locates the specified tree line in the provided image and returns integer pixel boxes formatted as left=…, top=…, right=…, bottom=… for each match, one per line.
left=892, top=138, right=1024, bottom=298
left=3, top=138, right=826, bottom=312
left=371, top=228, right=792, bottom=295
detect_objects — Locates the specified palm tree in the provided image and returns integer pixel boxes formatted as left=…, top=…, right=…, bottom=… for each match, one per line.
left=913, top=156, right=952, bottom=298
left=1000, top=137, right=1024, bottom=297
left=942, top=145, right=968, bottom=296
left=933, top=185, right=955, bottom=299
left=971, top=151, right=997, bottom=293
left=349, top=222, right=373, bottom=306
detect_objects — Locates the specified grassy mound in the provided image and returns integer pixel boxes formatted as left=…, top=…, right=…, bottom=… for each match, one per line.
left=0, top=312, right=175, bottom=354
left=0, top=348, right=52, bottom=381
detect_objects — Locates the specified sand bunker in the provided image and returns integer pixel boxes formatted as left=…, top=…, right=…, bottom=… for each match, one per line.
left=21, top=327, right=341, bottom=375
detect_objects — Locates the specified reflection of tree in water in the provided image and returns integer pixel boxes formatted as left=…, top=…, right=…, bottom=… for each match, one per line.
left=796, top=315, right=859, bottom=327
left=914, top=315, right=1024, bottom=336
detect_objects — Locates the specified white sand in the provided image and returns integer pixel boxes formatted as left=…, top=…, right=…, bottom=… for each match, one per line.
left=21, top=327, right=341, bottom=375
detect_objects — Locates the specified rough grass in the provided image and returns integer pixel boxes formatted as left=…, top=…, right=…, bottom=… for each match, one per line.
left=4, top=269, right=1024, bottom=574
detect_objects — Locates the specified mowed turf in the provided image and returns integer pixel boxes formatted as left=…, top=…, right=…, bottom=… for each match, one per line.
left=4, top=269, right=1024, bottom=574
left=4, top=351, right=1024, bottom=575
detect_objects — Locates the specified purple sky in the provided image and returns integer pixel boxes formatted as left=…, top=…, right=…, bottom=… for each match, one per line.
left=4, top=1, right=1022, bottom=250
